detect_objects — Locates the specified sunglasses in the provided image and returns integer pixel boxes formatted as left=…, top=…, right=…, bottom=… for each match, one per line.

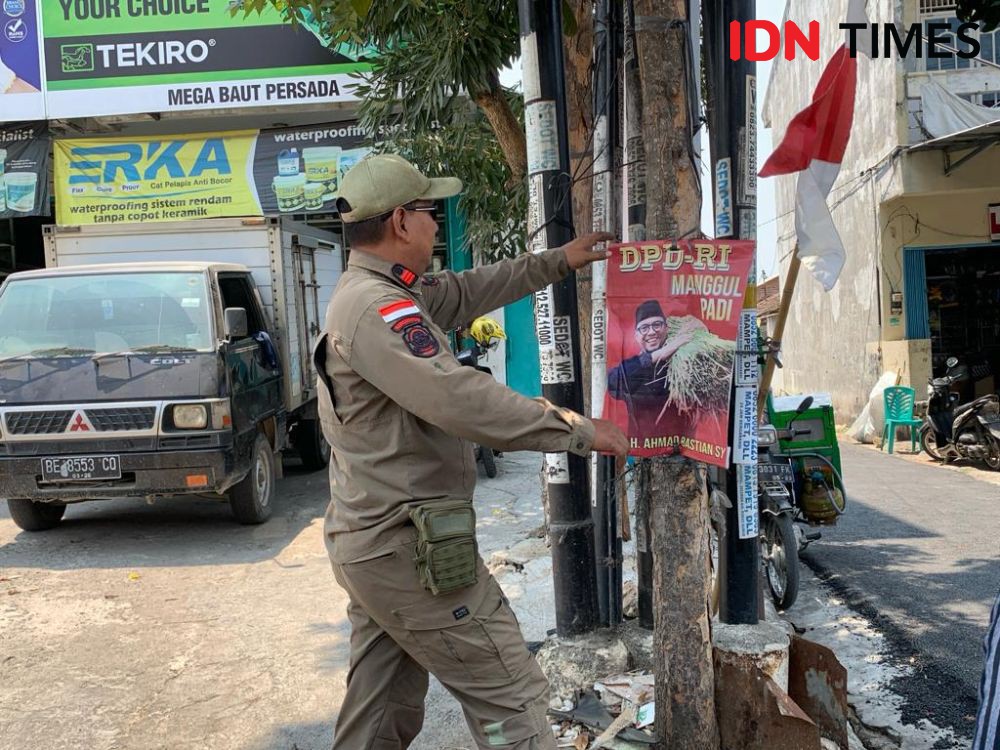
left=375, top=201, right=438, bottom=222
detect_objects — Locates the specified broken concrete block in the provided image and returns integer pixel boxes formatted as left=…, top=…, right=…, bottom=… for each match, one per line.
left=714, top=619, right=791, bottom=691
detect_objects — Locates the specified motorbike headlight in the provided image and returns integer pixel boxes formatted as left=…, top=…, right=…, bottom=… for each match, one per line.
left=927, top=384, right=934, bottom=397
left=758, top=426, right=778, bottom=446
left=172, top=404, right=208, bottom=430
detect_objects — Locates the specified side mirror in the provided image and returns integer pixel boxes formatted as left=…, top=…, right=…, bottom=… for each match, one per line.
left=946, top=356, right=959, bottom=369
left=796, top=396, right=814, bottom=414
left=224, top=307, right=249, bottom=340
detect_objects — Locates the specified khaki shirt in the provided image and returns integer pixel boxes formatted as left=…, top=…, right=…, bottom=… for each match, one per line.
left=315, top=248, right=595, bottom=563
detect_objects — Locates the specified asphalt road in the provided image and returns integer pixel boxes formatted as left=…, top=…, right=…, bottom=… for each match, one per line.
left=0, top=451, right=548, bottom=750
left=800, top=442, right=1000, bottom=740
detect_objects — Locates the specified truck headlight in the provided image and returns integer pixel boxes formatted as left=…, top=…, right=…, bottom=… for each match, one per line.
left=758, top=426, right=778, bottom=447
left=172, top=404, right=208, bottom=430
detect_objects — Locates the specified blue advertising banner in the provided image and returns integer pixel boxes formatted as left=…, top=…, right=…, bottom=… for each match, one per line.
left=0, top=0, right=44, bottom=122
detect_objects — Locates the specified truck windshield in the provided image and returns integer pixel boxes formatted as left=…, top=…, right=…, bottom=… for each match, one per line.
left=0, top=272, right=214, bottom=357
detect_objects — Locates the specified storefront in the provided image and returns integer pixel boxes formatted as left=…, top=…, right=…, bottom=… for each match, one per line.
left=904, top=238, right=1000, bottom=401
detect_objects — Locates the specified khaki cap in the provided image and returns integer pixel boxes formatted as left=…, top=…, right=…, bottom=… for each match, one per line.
left=337, top=153, right=463, bottom=223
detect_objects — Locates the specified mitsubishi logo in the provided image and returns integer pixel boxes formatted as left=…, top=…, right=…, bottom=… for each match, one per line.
left=67, top=411, right=94, bottom=433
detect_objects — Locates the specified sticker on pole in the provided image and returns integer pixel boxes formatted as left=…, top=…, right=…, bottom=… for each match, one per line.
left=737, top=463, right=759, bottom=539
left=735, top=309, right=757, bottom=386
left=538, top=314, right=575, bottom=385
left=734, top=385, right=758, bottom=465
left=526, top=101, right=560, bottom=174
left=544, top=453, right=570, bottom=484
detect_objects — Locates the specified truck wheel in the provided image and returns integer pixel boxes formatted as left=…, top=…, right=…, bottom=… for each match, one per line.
left=229, top=434, right=275, bottom=525
left=295, top=419, right=331, bottom=471
left=7, top=499, right=66, bottom=531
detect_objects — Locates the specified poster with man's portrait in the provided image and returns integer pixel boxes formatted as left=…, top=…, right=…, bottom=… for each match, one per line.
left=603, top=239, right=755, bottom=467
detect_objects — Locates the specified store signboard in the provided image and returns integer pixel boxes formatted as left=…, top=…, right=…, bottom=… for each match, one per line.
left=990, top=203, right=1000, bottom=242
left=54, top=124, right=375, bottom=226
left=40, top=1, right=372, bottom=119
left=0, top=0, right=44, bottom=123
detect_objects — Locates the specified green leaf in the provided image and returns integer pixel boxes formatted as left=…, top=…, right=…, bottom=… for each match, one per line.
left=350, top=0, right=373, bottom=16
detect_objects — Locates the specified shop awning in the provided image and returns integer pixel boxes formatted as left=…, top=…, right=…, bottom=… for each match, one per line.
left=907, top=119, right=1000, bottom=176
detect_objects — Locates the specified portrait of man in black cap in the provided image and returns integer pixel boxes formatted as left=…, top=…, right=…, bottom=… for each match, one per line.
left=607, top=300, right=698, bottom=439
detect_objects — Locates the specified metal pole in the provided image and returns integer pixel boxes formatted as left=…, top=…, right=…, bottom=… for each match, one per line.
left=705, top=0, right=760, bottom=624
left=519, top=0, right=600, bottom=637
left=622, top=0, right=654, bottom=632
left=591, top=0, right=623, bottom=628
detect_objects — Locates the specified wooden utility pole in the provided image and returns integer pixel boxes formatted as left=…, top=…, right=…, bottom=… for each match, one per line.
left=632, top=0, right=720, bottom=747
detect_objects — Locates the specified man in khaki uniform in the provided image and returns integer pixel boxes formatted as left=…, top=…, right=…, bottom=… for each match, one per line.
left=315, top=154, right=629, bottom=750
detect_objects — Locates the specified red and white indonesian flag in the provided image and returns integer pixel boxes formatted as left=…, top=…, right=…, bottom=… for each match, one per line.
left=759, top=45, right=858, bottom=291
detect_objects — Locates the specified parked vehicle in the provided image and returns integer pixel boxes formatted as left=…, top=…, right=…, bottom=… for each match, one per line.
left=758, top=396, right=847, bottom=609
left=455, top=316, right=507, bottom=478
left=920, top=356, right=1000, bottom=470
left=0, top=218, right=341, bottom=531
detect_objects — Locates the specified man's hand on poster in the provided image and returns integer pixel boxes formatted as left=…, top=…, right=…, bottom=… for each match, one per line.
left=560, top=232, right=616, bottom=270
left=591, top=418, right=629, bottom=459
left=650, top=318, right=700, bottom=365
left=0, top=55, right=38, bottom=94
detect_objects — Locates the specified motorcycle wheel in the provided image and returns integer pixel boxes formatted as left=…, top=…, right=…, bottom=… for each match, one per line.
left=984, top=439, right=1000, bottom=471
left=919, top=424, right=943, bottom=462
left=761, top=513, right=799, bottom=610
left=479, top=445, right=498, bottom=478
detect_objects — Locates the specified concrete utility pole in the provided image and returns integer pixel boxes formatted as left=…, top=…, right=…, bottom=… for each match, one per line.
left=518, top=0, right=600, bottom=637
left=704, top=0, right=760, bottom=625
left=632, top=0, right=720, bottom=747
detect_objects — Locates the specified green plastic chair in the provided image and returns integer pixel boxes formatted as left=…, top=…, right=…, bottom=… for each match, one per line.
left=881, top=386, right=922, bottom=454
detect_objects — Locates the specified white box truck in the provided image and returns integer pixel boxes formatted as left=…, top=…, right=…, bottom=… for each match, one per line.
left=0, top=217, right=341, bottom=530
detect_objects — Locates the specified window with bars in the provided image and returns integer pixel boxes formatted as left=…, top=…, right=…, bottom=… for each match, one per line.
left=920, top=0, right=956, bottom=12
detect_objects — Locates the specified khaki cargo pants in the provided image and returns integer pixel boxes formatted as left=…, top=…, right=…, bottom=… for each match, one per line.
left=330, top=528, right=557, bottom=750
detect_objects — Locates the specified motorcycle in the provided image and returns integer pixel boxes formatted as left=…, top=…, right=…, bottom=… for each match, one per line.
left=455, top=316, right=507, bottom=478
left=758, top=396, right=847, bottom=609
left=920, top=356, right=1000, bottom=470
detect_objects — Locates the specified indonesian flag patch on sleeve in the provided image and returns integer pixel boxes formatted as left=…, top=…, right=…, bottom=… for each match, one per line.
left=379, top=300, right=440, bottom=358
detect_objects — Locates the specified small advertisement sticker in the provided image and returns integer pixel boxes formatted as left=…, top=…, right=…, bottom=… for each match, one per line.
left=737, top=463, right=759, bottom=539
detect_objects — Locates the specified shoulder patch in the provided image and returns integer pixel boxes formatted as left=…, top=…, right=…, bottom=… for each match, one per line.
left=392, top=264, right=419, bottom=288
left=421, top=274, right=440, bottom=287
left=378, top=300, right=440, bottom=358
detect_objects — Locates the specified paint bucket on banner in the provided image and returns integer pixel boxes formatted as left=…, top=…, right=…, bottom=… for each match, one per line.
left=337, top=148, right=370, bottom=188
left=272, top=174, right=306, bottom=212
left=5, top=172, right=36, bottom=213
left=302, top=147, right=341, bottom=198
left=0, top=150, right=6, bottom=212
left=304, top=181, right=326, bottom=210
left=277, top=148, right=300, bottom=176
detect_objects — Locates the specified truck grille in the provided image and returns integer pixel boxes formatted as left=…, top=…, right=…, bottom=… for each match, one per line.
left=86, top=407, right=157, bottom=432
left=5, top=410, right=74, bottom=435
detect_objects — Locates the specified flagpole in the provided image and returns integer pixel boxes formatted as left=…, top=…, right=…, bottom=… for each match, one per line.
left=757, top=249, right=801, bottom=417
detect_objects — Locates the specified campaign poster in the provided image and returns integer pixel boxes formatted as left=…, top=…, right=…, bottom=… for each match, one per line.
left=604, top=239, right=755, bottom=466
left=0, top=121, right=50, bottom=218
left=0, top=0, right=45, bottom=122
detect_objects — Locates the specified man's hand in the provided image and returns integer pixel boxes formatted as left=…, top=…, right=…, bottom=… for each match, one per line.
left=561, top=232, right=616, bottom=270
left=591, top=418, right=629, bottom=458
left=651, top=331, right=695, bottom=364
